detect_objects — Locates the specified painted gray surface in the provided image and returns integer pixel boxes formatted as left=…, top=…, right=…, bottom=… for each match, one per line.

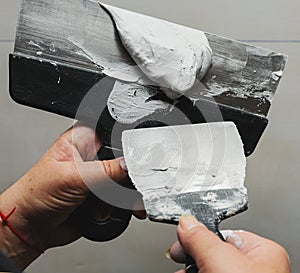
left=1, top=1, right=300, bottom=273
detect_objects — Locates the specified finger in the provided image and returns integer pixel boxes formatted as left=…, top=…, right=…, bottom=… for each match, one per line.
left=75, top=158, right=129, bottom=190
left=224, top=230, right=290, bottom=270
left=70, top=123, right=101, bottom=161
left=177, top=215, right=249, bottom=272
left=74, top=158, right=141, bottom=210
left=169, top=241, right=186, bottom=263
left=132, top=198, right=147, bottom=220
left=55, top=123, right=101, bottom=162
left=118, top=158, right=147, bottom=219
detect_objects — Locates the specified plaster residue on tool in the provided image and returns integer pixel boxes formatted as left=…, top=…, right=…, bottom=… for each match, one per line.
left=100, top=2, right=212, bottom=123
left=10, top=0, right=287, bottom=133
left=122, top=122, right=248, bottom=231
left=101, top=3, right=212, bottom=98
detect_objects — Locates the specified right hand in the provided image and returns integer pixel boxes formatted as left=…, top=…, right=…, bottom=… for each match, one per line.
left=169, top=215, right=290, bottom=273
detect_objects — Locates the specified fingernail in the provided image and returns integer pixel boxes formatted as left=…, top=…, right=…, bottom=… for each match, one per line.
left=133, top=198, right=146, bottom=212
left=119, top=157, right=128, bottom=172
left=221, top=230, right=244, bottom=249
left=165, top=247, right=171, bottom=260
left=179, top=215, right=205, bottom=231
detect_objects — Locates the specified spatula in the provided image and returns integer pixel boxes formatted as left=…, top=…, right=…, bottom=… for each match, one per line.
left=122, top=122, right=248, bottom=271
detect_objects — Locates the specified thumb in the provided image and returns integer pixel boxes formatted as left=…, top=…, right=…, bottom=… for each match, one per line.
left=177, top=215, right=249, bottom=273
left=75, top=158, right=128, bottom=189
left=75, top=158, right=141, bottom=210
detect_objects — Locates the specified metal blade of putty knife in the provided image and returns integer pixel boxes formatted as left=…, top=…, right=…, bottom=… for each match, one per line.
left=122, top=122, right=248, bottom=233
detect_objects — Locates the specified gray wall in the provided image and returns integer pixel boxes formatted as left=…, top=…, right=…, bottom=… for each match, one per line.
left=1, top=0, right=299, bottom=272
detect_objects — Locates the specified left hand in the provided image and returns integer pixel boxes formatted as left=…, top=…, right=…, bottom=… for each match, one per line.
left=0, top=124, right=146, bottom=269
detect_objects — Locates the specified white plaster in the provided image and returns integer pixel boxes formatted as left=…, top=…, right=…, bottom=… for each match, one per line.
left=107, top=80, right=171, bottom=124
left=28, top=40, right=44, bottom=50
left=69, top=37, right=149, bottom=83
left=122, top=122, right=247, bottom=199
left=272, top=70, right=283, bottom=81
left=102, top=3, right=212, bottom=99
left=151, top=201, right=192, bottom=221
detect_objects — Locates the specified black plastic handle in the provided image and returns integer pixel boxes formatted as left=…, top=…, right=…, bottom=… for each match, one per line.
left=70, top=146, right=134, bottom=242
left=70, top=193, right=133, bottom=242
left=186, top=255, right=198, bottom=273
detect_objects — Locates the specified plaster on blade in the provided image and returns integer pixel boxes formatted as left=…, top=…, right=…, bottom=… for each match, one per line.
left=122, top=122, right=248, bottom=231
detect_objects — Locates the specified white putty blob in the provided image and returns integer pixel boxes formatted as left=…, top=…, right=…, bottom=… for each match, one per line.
left=102, top=3, right=212, bottom=99
left=107, top=80, right=170, bottom=124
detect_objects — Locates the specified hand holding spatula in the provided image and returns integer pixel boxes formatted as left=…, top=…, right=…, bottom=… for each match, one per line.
left=169, top=215, right=290, bottom=273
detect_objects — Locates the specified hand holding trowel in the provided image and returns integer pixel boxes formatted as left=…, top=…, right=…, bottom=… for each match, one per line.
left=122, top=122, right=247, bottom=272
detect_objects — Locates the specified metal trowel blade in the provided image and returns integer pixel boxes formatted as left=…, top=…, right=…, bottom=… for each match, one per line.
left=122, top=122, right=248, bottom=233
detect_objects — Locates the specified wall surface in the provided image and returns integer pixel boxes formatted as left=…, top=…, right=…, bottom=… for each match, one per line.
left=0, top=0, right=299, bottom=272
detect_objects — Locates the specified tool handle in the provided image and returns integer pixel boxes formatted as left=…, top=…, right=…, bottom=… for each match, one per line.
left=185, top=255, right=198, bottom=273
left=70, top=147, right=133, bottom=242
left=70, top=193, right=133, bottom=242
left=185, top=225, right=224, bottom=272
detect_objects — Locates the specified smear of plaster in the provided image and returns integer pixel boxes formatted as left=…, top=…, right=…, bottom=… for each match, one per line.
left=107, top=80, right=171, bottom=124
left=102, top=3, right=212, bottom=99
left=122, top=122, right=246, bottom=197
left=69, top=3, right=212, bottom=101
left=69, top=37, right=150, bottom=83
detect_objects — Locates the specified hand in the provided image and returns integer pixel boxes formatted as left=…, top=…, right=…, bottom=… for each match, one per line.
left=0, top=124, right=146, bottom=269
left=169, top=215, right=290, bottom=273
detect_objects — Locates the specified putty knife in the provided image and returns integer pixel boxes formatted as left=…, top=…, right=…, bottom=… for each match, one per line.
left=122, top=122, right=247, bottom=232
left=122, top=122, right=247, bottom=272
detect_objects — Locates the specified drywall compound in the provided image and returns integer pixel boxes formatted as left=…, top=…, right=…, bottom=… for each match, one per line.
left=101, top=3, right=212, bottom=99
left=122, top=122, right=247, bottom=200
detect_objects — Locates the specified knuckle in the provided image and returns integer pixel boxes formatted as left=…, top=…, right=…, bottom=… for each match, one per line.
left=276, top=245, right=290, bottom=263
left=182, top=226, right=207, bottom=245
left=59, top=162, right=80, bottom=183
left=264, top=241, right=291, bottom=271
left=187, top=225, right=207, bottom=237
left=101, top=160, right=115, bottom=179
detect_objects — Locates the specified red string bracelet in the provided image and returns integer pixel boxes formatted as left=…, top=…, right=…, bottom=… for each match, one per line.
left=0, top=207, right=44, bottom=254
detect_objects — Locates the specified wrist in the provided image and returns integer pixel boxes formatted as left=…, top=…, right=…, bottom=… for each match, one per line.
left=0, top=183, right=44, bottom=270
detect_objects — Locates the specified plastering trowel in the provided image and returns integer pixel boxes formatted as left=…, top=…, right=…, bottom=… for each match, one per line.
left=9, top=0, right=286, bottom=242
left=122, top=122, right=247, bottom=272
